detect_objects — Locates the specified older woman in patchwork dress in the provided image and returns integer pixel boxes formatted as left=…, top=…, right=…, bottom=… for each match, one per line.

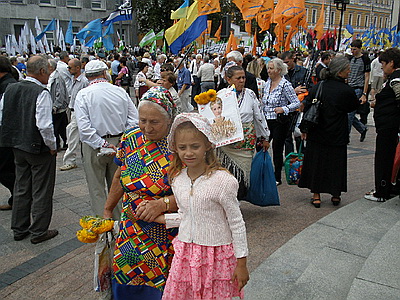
left=103, top=86, right=178, bottom=300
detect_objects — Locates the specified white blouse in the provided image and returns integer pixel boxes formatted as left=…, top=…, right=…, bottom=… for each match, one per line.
left=164, top=169, right=248, bottom=258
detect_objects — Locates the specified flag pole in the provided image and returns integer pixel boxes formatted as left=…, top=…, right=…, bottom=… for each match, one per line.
left=174, top=43, right=194, bottom=72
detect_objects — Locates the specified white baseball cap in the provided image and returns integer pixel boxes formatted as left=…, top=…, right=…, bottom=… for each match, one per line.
left=85, top=60, right=108, bottom=74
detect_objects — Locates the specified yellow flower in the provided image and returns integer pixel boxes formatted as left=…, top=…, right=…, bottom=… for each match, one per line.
left=194, top=90, right=218, bottom=105
left=207, top=89, right=217, bottom=102
left=79, top=216, right=98, bottom=229
left=76, top=229, right=99, bottom=243
left=91, top=219, right=114, bottom=234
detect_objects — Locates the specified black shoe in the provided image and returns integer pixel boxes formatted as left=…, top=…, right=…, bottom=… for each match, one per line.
left=360, top=128, right=368, bottom=142
left=14, top=232, right=30, bottom=241
left=31, top=229, right=59, bottom=244
left=0, top=204, right=12, bottom=210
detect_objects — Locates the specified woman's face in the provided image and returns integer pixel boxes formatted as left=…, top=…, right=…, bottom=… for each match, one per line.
left=381, top=60, right=395, bottom=76
left=337, top=65, right=351, bottom=79
left=227, top=70, right=246, bottom=91
left=139, top=103, right=170, bottom=141
left=143, top=66, right=149, bottom=73
left=211, top=103, right=222, bottom=117
left=267, top=62, right=281, bottom=79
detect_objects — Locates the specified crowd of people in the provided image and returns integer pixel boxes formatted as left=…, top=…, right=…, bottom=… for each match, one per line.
left=0, top=40, right=399, bottom=299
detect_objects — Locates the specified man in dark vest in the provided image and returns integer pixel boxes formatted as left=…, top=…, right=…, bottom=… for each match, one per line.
left=0, top=55, right=58, bottom=244
left=0, top=56, right=17, bottom=211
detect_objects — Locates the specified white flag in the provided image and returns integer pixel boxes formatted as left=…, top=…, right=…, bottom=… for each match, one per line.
left=59, top=27, right=66, bottom=51
left=30, top=29, right=37, bottom=54
left=55, top=19, right=60, bottom=46
left=50, top=42, right=54, bottom=53
left=11, top=34, right=19, bottom=55
left=44, top=35, right=50, bottom=53
left=35, top=17, right=45, bottom=53
left=5, top=35, right=11, bottom=56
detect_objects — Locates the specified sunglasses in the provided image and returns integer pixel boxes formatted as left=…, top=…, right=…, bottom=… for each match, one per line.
left=160, top=68, right=166, bottom=72
left=67, top=66, right=71, bottom=69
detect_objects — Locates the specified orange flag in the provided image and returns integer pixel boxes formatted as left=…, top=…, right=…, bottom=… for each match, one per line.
left=314, top=2, right=325, bottom=40
left=225, top=31, right=238, bottom=55
left=215, top=21, right=222, bottom=41
left=252, top=33, right=257, bottom=55
left=245, top=20, right=252, bottom=35
left=198, top=0, right=221, bottom=16
left=206, top=20, right=212, bottom=35
left=256, top=0, right=274, bottom=32
left=233, top=0, right=262, bottom=20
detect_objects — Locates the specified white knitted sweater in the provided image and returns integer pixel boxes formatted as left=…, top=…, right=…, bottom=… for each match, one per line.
left=165, top=168, right=248, bottom=258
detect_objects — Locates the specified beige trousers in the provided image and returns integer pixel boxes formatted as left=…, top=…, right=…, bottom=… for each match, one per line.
left=82, top=137, right=122, bottom=220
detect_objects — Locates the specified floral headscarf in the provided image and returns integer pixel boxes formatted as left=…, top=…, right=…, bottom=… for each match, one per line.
left=140, top=86, right=177, bottom=118
left=167, top=113, right=218, bottom=152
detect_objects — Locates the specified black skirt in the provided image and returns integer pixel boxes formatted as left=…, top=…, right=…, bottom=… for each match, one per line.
left=298, top=140, right=347, bottom=196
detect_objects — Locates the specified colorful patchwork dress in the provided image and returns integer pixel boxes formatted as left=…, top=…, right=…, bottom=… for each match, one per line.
left=112, top=126, right=177, bottom=300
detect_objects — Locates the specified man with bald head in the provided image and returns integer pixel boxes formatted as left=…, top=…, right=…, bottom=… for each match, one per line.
left=60, top=58, right=89, bottom=171
left=0, top=55, right=58, bottom=244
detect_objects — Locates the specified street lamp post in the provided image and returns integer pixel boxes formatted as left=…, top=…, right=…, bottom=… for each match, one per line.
left=335, top=0, right=349, bottom=52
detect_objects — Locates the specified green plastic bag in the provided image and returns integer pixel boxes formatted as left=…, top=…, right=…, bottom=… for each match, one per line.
left=284, top=142, right=304, bottom=185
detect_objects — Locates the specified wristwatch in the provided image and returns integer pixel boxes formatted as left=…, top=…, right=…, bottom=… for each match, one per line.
left=362, top=92, right=367, bottom=96
left=163, top=197, right=170, bottom=212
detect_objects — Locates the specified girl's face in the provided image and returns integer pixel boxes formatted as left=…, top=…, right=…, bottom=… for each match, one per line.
left=267, top=62, right=281, bottom=79
left=138, top=104, right=170, bottom=141
left=211, top=103, right=222, bottom=117
left=161, top=78, right=173, bottom=89
left=227, top=70, right=245, bottom=91
left=175, top=128, right=211, bottom=171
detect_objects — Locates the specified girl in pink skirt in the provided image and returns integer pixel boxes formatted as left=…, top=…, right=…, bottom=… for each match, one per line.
left=155, top=113, right=249, bottom=300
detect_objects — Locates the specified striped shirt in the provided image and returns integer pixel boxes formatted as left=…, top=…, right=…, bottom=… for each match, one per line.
left=262, top=77, right=300, bottom=120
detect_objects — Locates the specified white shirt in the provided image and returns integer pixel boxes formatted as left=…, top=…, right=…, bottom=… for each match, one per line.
left=153, top=62, right=162, bottom=80
left=165, top=169, right=248, bottom=258
left=69, top=73, right=89, bottom=109
left=197, top=63, right=215, bottom=82
left=74, top=80, right=138, bottom=149
left=0, top=77, right=56, bottom=150
left=371, top=57, right=384, bottom=78
left=57, top=61, right=73, bottom=91
left=237, top=88, right=270, bottom=138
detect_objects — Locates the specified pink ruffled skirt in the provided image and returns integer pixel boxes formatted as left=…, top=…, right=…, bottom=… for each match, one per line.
left=162, top=238, right=244, bottom=300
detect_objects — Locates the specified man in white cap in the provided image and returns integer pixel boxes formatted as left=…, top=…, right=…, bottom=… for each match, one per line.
left=74, top=60, right=138, bottom=219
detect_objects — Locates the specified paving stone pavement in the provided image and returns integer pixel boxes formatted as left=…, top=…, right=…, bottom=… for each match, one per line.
left=0, top=115, right=391, bottom=299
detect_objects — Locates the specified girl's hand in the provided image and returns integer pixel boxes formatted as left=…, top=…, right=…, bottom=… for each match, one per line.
left=231, top=258, right=249, bottom=292
left=135, top=199, right=165, bottom=222
left=274, top=107, right=284, bottom=114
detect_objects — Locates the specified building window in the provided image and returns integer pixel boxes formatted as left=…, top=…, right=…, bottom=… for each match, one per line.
left=373, top=16, right=377, bottom=27
left=330, top=11, right=335, bottom=26
left=311, top=9, right=317, bottom=24
left=91, top=0, right=103, bottom=9
left=40, top=0, right=51, bottom=4
left=364, top=15, right=369, bottom=27
left=385, top=17, right=389, bottom=28
left=10, top=0, right=24, bottom=3
left=356, top=14, right=361, bottom=27
left=14, top=24, right=24, bottom=39
left=66, top=0, right=77, bottom=6
left=379, top=17, right=382, bottom=29
left=348, top=14, right=353, bottom=26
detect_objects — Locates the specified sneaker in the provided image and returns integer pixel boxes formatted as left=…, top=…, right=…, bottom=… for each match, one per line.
left=360, top=128, right=368, bottom=142
left=364, top=193, right=385, bottom=202
left=31, top=229, right=59, bottom=244
left=59, top=164, right=77, bottom=171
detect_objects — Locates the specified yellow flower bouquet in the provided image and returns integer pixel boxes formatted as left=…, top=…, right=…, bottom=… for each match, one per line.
left=76, top=216, right=115, bottom=243
left=194, top=89, right=217, bottom=105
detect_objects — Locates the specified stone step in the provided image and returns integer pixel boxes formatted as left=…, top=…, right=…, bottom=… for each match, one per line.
left=347, top=219, right=400, bottom=300
left=244, top=197, right=400, bottom=300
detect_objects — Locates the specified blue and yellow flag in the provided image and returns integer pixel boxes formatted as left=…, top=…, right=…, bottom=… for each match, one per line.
left=76, top=19, right=102, bottom=41
left=171, top=0, right=190, bottom=19
left=35, top=18, right=56, bottom=41
left=165, top=1, right=207, bottom=54
left=343, top=24, right=354, bottom=39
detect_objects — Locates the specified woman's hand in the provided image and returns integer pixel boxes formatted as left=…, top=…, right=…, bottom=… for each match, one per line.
left=274, top=107, right=284, bottom=114
left=231, top=258, right=249, bottom=292
left=135, top=199, right=165, bottom=222
left=103, top=208, right=113, bottom=219
left=262, top=140, right=270, bottom=152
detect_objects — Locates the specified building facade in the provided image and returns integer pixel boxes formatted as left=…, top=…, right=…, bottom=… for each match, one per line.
left=305, top=0, right=395, bottom=34
left=0, top=0, right=133, bottom=48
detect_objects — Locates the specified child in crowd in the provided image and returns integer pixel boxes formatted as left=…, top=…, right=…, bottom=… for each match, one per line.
left=155, top=113, right=249, bottom=300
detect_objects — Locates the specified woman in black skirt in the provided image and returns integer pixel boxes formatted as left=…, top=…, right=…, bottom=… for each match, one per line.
left=298, top=56, right=361, bottom=208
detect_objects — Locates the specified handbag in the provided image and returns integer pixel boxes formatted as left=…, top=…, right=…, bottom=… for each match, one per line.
left=299, top=82, right=324, bottom=132
left=284, top=141, right=304, bottom=185
left=246, top=151, right=280, bottom=206
left=94, top=231, right=115, bottom=297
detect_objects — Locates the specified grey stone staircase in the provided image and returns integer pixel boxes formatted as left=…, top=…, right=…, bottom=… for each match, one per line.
left=245, top=197, right=400, bottom=300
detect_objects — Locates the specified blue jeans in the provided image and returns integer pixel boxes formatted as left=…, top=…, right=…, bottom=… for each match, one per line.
left=348, top=88, right=366, bottom=134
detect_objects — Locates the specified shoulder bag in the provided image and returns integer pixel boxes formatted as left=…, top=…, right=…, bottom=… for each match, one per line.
left=299, top=81, right=323, bottom=132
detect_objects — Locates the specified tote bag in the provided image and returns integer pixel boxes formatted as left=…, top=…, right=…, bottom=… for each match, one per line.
left=284, top=141, right=304, bottom=185
left=246, top=151, right=280, bottom=206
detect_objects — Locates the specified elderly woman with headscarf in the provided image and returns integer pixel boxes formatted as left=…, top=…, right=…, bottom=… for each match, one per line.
left=299, top=56, right=360, bottom=208
left=218, top=65, right=270, bottom=200
left=103, top=86, right=178, bottom=299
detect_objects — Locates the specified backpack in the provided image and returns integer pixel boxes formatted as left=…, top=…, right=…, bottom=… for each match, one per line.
left=120, top=68, right=132, bottom=86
